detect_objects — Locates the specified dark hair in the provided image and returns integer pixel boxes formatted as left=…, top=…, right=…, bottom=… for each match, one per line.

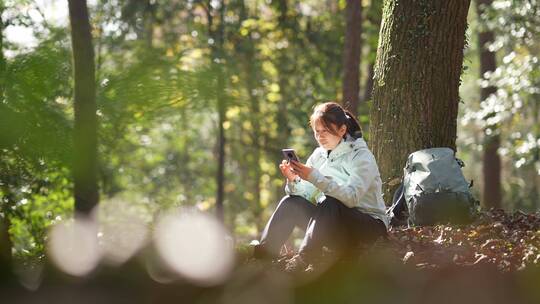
left=309, top=102, right=363, bottom=139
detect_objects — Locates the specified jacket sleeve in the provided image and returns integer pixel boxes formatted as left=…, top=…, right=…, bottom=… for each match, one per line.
left=306, top=150, right=377, bottom=208
left=284, top=151, right=318, bottom=203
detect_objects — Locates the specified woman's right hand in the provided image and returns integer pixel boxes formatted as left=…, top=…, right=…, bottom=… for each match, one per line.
left=279, top=160, right=299, bottom=182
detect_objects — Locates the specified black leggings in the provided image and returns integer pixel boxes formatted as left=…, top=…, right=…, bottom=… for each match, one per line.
left=254, top=195, right=387, bottom=260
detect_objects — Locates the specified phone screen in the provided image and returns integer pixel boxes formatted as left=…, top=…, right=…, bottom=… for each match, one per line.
left=281, top=149, right=299, bottom=162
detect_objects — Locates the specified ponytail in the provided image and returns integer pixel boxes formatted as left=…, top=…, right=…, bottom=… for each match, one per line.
left=344, top=110, right=363, bottom=139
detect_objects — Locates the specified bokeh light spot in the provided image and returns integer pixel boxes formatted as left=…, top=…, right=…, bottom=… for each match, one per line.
left=154, top=209, right=235, bottom=286
left=47, top=217, right=101, bottom=277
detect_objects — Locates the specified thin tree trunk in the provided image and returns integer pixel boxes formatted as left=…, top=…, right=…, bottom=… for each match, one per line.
left=68, top=0, right=99, bottom=214
left=0, top=3, right=5, bottom=100
left=238, top=0, right=263, bottom=231
left=144, top=0, right=155, bottom=49
left=482, top=135, right=501, bottom=209
left=207, top=0, right=227, bottom=222
left=275, top=73, right=290, bottom=202
left=361, top=0, right=382, bottom=105
left=370, top=0, right=471, bottom=199
left=179, top=107, right=192, bottom=205
left=0, top=4, right=12, bottom=265
left=342, top=0, right=362, bottom=115
left=0, top=190, right=12, bottom=266
left=476, top=0, right=501, bottom=209
left=246, top=67, right=262, bottom=231
left=0, top=217, right=10, bottom=265
left=531, top=94, right=540, bottom=210
left=216, top=84, right=225, bottom=222
left=274, top=0, right=292, bottom=205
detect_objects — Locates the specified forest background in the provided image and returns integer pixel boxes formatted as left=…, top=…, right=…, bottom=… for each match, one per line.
left=0, top=0, right=539, bottom=270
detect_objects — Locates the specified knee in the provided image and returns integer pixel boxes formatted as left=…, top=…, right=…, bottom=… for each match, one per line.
left=318, top=196, right=344, bottom=210
left=276, top=195, right=311, bottom=211
left=315, top=197, right=347, bottom=219
left=277, top=195, right=307, bottom=211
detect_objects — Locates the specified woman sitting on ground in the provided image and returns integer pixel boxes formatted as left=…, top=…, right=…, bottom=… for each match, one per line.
left=253, top=101, right=389, bottom=271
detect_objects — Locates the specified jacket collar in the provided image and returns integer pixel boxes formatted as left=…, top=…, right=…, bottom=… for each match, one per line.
left=321, top=135, right=367, bottom=160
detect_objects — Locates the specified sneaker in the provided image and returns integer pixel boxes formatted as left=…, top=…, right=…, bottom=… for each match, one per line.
left=252, top=243, right=274, bottom=260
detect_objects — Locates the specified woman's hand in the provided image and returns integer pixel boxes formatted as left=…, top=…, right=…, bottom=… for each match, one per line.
left=289, top=160, right=313, bottom=180
left=279, top=160, right=299, bottom=182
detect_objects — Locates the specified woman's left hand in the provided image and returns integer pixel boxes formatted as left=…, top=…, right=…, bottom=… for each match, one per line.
left=289, top=160, right=313, bottom=180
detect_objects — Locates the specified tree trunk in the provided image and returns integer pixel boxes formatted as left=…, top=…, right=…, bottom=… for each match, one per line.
left=342, top=0, right=362, bottom=115
left=530, top=93, right=540, bottom=210
left=362, top=63, right=375, bottom=103
left=0, top=3, right=5, bottom=100
left=0, top=3, right=12, bottom=266
left=68, top=0, right=99, bottom=214
left=208, top=0, right=227, bottom=222
left=0, top=217, right=10, bottom=265
left=179, top=107, right=193, bottom=205
left=143, top=0, right=155, bottom=48
left=482, top=135, right=501, bottom=208
left=361, top=0, right=382, bottom=104
left=246, top=65, right=262, bottom=231
left=216, top=83, right=225, bottom=222
left=238, top=0, right=263, bottom=231
left=370, top=0, right=471, bottom=200
left=0, top=192, right=12, bottom=266
left=273, top=0, right=292, bottom=207
left=476, top=0, right=501, bottom=209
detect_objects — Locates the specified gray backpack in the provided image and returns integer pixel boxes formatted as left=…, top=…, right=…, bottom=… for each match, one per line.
left=388, top=147, right=479, bottom=226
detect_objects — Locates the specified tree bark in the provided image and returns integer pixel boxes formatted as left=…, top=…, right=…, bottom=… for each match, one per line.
left=342, top=0, right=362, bottom=116
left=68, top=0, right=99, bottom=214
left=476, top=0, right=501, bottom=209
left=370, top=0, right=471, bottom=200
left=362, top=63, right=375, bottom=103
left=361, top=0, right=382, bottom=104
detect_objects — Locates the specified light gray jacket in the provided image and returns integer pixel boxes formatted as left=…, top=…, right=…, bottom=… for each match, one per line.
left=285, top=135, right=389, bottom=228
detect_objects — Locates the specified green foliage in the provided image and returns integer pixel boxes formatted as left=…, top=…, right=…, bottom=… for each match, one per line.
left=7, top=167, right=73, bottom=260
left=1, top=35, right=72, bottom=164
left=1, top=30, right=73, bottom=261
left=459, top=0, right=540, bottom=211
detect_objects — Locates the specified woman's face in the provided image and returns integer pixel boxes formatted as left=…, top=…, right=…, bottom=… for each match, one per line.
left=312, top=120, right=346, bottom=150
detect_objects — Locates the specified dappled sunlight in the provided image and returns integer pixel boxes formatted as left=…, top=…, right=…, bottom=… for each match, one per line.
left=153, top=208, right=235, bottom=286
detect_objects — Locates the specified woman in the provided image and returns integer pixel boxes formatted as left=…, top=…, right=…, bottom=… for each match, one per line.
left=253, top=102, right=388, bottom=271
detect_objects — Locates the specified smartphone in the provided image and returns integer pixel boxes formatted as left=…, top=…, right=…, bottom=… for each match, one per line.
left=281, top=148, right=299, bottom=163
